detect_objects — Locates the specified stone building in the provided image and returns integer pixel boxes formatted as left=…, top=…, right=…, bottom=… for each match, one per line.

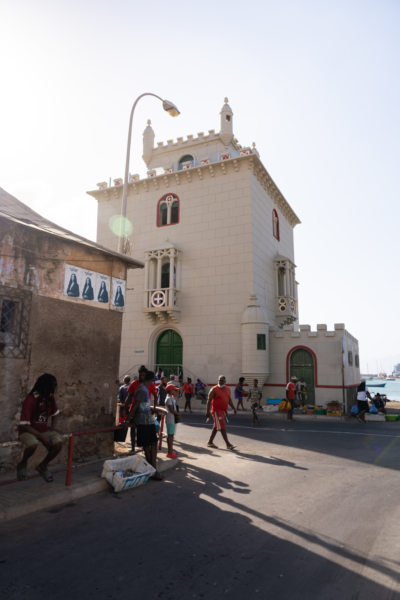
left=89, top=99, right=360, bottom=409
left=0, top=187, right=142, bottom=471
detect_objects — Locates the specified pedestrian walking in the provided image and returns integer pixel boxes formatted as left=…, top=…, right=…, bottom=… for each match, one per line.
left=182, top=377, right=194, bottom=412
left=165, top=384, right=180, bottom=458
left=234, top=377, right=248, bottom=411
left=285, top=376, right=297, bottom=421
left=248, top=379, right=262, bottom=425
left=206, top=375, right=237, bottom=450
left=17, top=373, right=63, bottom=483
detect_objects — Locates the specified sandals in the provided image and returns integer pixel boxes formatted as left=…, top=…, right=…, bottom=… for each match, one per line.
left=207, top=442, right=218, bottom=448
left=226, top=445, right=236, bottom=451
left=17, top=463, right=28, bottom=481
left=36, top=466, right=54, bottom=482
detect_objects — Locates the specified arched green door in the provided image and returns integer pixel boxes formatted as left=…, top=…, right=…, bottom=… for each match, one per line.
left=290, top=348, right=315, bottom=405
left=156, top=330, right=183, bottom=378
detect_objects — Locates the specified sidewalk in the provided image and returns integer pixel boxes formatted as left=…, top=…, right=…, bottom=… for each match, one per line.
left=0, top=453, right=178, bottom=523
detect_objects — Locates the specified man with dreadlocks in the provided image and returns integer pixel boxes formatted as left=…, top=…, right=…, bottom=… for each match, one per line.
left=17, top=373, right=63, bottom=482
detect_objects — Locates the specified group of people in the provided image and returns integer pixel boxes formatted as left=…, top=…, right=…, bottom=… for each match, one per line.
left=353, top=381, right=387, bottom=423
left=16, top=367, right=311, bottom=484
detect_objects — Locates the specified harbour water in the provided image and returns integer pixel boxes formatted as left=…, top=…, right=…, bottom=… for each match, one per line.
left=366, top=378, right=400, bottom=402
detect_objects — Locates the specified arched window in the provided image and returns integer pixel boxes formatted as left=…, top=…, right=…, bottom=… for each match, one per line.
left=178, top=155, right=194, bottom=170
left=157, top=194, right=180, bottom=227
left=161, top=263, right=170, bottom=288
left=278, top=267, right=285, bottom=296
left=272, top=209, right=280, bottom=241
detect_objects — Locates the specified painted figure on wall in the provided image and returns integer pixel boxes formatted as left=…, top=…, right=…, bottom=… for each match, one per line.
left=114, top=285, right=124, bottom=307
left=82, top=277, right=94, bottom=300
left=66, top=273, right=80, bottom=297
left=97, top=281, right=109, bottom=303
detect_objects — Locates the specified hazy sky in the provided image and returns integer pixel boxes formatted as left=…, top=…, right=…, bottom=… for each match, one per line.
left=1, top=0, right=399, bottom=373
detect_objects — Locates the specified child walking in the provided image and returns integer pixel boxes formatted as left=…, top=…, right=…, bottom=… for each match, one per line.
left=165, top=384, right=180, bottom=458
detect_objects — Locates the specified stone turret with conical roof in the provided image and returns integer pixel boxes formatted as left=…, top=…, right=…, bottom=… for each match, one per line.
left=219, top=97, right=233, bottom=147
left=142, top=119, right=155, bottom=167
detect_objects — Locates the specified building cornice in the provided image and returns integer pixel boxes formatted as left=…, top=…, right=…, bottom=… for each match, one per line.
left=87, top=154, right=300, bottom=228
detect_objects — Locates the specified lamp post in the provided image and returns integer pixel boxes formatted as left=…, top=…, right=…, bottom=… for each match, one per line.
left=117, top=93, right=180, bottom=254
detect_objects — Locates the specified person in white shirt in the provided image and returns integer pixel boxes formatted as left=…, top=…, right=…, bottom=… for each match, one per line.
left=356, top=381, right=371, bottom=423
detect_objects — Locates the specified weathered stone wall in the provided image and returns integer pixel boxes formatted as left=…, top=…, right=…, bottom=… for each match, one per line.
left=0, top=217, right=130, bottom=472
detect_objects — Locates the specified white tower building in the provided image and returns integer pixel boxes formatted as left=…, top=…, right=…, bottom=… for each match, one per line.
left=89, top=99, right=360, bottom=409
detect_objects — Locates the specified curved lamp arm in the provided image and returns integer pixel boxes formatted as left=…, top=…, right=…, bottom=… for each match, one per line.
left=118, top=93, right=180, bottom=254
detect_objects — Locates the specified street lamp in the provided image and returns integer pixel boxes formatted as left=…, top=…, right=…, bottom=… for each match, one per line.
left=117, top=93, right=180, bottom=254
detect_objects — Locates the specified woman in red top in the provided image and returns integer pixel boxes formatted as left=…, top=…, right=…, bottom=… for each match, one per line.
left=206, top=375, right=237, bottom=450
left=182, top=377, right=194, bottom=413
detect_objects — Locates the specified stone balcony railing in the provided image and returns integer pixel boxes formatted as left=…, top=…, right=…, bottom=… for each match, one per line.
left=276, top=296, right=297, bottom=328
left=143, top=288, right=180, bottom=323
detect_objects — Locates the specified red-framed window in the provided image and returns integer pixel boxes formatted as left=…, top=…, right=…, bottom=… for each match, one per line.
left=157, top=193, right=180, bottom=227
left=272, top=209, right=280, bottom=241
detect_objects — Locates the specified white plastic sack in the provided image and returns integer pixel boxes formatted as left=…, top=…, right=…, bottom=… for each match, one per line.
left=101, top=455, right=156, bottom=492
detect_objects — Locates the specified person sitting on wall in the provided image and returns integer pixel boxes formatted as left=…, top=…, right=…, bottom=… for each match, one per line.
left=372, top=393, right=386, bottom=414
left=17, top=373, right=63, bottom=483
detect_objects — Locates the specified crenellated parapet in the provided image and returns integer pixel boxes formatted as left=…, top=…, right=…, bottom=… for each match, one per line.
left=273, top=323, right=357, bottom=341
left=87, top=153, right=300, bottom=228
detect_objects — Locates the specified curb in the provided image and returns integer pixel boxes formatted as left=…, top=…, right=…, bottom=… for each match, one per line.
left=0, top=458, right=178, bottom=524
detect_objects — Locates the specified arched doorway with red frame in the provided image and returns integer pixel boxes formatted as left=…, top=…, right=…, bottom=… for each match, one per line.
left=287, top=346, right=317, bottom=405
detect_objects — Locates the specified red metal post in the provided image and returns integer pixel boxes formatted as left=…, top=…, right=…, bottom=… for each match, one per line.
left=158, top=414, right=165, bottom=450
left=65, top=434, right=75, bottom=486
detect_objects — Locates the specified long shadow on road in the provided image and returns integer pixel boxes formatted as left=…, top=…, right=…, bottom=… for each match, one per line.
left=182, top=415, right=400, bottom=472
left=1, top=458, right=398, bottom=600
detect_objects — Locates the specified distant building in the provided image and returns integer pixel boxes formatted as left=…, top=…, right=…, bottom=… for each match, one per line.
left=0, top=187, right=142, bottom=471
left=90, top=98, right=360, bottom=410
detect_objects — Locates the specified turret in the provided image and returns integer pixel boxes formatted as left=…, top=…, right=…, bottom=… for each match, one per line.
left=219, top=97, right=233, bottom=147
left=142, top=119, right=155, bottom=167
left=240, top=294, right=270, bottom=386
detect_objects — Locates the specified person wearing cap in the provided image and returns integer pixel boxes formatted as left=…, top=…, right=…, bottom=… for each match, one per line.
left=206, top=375, right=237, bottom=450
left=165, top=384, right=180, bottom=458
left=286, top=376, right=297, bottom=421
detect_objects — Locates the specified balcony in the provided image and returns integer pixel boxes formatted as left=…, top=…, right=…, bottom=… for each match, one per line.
left=143, top=287, right=181, bottom=323
left=276, top=296, right=297, bottom=328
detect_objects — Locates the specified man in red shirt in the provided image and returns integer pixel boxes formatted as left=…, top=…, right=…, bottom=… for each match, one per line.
left=206, top=375, right=237, bottom=450
left=286, top=376, right=297, bottom=421
left=17, top=373, right=62, bottom=482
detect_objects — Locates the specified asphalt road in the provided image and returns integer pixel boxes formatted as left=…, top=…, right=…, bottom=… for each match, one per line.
left=1, top=414, right=400, bottom=600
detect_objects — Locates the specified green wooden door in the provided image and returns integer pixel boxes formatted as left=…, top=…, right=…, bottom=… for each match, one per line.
left=290, top=348, right=315, bottom=405
left=156, top=330, right=183, bottom=378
